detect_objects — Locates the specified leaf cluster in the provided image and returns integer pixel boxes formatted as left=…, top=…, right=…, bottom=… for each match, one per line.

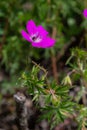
left=19, top=64, right=75, bottom=129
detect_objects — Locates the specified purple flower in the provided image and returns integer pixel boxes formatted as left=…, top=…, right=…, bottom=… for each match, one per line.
left=83, top=9, right=87, bottom=18
left=21, top=20, right=56, bottom=48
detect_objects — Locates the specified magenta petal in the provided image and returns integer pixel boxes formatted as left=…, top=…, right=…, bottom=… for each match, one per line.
left=32, top=42, right=42, bottom=48
left=42, top=37, right=56, bottom=48
left=26, top=20, right=37, bottom=35
left=21, top=30, right=31, bottom=42
left=32, top=37, right=56, bottom=48
left=83, top=9, right=87, bottom=18
left=37, top=25, right=48, bottom=37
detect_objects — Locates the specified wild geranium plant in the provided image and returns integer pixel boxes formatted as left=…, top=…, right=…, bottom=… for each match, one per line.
left=19, top=63, right=75, bottom=129
left=1, top=1, right=87, bottom=129
left=21, top=20, right=56, bottom=48
left=20, top=20, right=74, bottom=129
left=18, top=48, right=87, bottom=130
left=19, top=19, right=87, bottom=129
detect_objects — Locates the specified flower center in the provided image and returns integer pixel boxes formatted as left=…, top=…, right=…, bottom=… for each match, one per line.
left=32, top=36, right=36, bottom=41
left=31, top=33, right=42, bottom=43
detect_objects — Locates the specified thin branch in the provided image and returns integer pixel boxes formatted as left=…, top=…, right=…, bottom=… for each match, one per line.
left=32, top=60, right=52, bottom=88
left=32, top=60, right=47, bottom=75
left=51, top=27, right=58, bottom=84
left=1, top=18, right=9, bottom=45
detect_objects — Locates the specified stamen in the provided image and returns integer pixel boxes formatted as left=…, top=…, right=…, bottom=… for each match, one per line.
left=31, top=33, right=42, bottom=43
left=32, top=36, right=36, bottom=41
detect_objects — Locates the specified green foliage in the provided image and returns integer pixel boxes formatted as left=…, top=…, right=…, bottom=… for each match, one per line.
left=1, top=0, right=87, bottom=129
left=0, top=0, right=85, bottom=75
left=62, top=48, right=87, bottom=129
left=76, top=106, right=87, bottom=130
left=18, top=55, right=87, bottom=129
left=19, top=64, right=75, bottom=129
left=66, top=48, right=87, bottom=83
left=19, top=65, right=46, bottom=95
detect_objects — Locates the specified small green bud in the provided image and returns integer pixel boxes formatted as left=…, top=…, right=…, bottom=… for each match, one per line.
left=62, top=75, right=72, bottom=86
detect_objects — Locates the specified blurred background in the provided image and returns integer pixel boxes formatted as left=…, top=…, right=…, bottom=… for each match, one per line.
left=0, top=0, right=87, bottom=130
